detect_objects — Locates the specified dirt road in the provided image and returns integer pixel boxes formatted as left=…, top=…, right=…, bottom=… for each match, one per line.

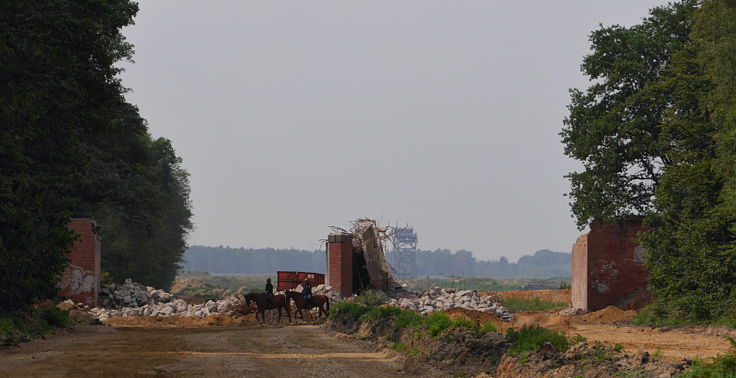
left=0, top=324, right=430, bottom=377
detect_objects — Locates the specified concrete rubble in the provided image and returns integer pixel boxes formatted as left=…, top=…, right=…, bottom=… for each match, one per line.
left=387, top=288, right=513, bottom=321
left=86, top=278, right=340, bottom=321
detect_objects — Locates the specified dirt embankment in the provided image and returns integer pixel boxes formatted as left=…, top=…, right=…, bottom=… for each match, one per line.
left=447, top=305, right=735, bottom=362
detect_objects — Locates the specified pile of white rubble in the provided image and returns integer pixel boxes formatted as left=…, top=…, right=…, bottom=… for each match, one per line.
left=89, top=278, right=239, bottom=321
left=387, top=288, right=513, bottom=321
left=87, top=278, right=340, bottom=321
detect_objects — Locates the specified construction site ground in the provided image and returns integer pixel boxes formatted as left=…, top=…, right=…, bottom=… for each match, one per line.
left=0, top=314, right=442, bottom=377
left=2, top=290, right=735, bottom=376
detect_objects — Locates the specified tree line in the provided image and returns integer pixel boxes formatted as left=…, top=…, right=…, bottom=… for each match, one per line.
left=563, top=0, right=736, bottom=322
left=1, top=1, right=192, bottom=312
left=182, top=246, right=570, bottom=279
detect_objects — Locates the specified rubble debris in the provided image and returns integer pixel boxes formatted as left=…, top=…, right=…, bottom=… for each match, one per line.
left=350, top=218, right=394, bottom=291
left=387, top=288, right=513, bottom=321
left=85, top=278, right=341, bottom=321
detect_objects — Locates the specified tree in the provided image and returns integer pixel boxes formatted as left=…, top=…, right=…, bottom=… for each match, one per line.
left=641, top=0, right=736, bottom=320
left=561, top=1, right=697, bottom=228
left=0, top=0, right=138, bottom=312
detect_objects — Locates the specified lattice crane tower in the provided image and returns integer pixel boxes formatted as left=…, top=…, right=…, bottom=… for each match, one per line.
left=391, top=226, right=419, bottom=278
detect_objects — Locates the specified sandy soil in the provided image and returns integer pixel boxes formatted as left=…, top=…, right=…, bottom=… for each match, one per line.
left=0, top=322, right=439, bottom=377
left=448, top=306, right=736, bottom=362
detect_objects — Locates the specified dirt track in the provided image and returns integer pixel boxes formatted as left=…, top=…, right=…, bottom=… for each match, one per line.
left=0, top=323, right=429, bottom=377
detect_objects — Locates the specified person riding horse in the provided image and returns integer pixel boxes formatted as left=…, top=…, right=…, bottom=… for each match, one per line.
left=302, top=278, right=312, bottom=307
left=265, top=278, right=274, bottom=305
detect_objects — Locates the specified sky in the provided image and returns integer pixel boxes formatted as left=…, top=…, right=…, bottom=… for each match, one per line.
left=120, top=0, right=672, bottom=262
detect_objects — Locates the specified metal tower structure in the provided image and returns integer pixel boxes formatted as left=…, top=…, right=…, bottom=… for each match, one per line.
left=391, top=226, right=419, bottom=278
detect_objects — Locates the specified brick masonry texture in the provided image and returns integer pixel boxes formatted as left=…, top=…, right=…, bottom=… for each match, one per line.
left=571, top=220, right=648, bottom=311
left=59, top=219, right=101, bottom=306
left=327, top=235, right=353, bottom=298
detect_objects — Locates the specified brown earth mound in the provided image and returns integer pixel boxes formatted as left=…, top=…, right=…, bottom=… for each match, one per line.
left=578, top=305, right=636, bottom=324
left=445, top=308, right=503, bottom=329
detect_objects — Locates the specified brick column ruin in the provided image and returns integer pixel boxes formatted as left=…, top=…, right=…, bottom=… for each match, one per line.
left=327, top=233, right=353, bottom=298
left=59, top=219, right=101, bottom=307
left=571, top=220, right=647, bottom=311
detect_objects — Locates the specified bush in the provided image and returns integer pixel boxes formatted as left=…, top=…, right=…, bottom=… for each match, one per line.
left=423, top=312, right=454, bottom=337
left=680, top=355, right=736, bottom=377
left=393, top=309, right=423, bottom=328
left=502, top=298, right=568, bottom=313
left=1, top=307, right=71, bottom=346
left=329, top=302, right=370, bottom=320
left=361, top=306, right=402, bottom=321
left=480, top=322, right=498, bottom=333
left=355, top=290, right=387, bottom=306
left=505, top=325, right=570, bottom=356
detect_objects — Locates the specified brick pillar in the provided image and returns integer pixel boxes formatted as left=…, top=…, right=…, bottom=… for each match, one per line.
left=570, top=220, right=648, bottom=311
left=327, top=233, right=353, bottom=298
left=59, top=219, right=101, bottom=307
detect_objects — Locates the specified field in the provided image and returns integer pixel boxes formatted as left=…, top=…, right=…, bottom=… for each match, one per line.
left=173, top=271, right=571, bottom=299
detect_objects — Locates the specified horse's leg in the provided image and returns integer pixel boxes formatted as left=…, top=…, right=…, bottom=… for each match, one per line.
left=277, top=306, right=281, bottom=324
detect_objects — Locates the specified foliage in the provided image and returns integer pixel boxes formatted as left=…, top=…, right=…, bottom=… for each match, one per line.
left=0, top=0, right=140, bottom=312
left=355, top=290, right=387, bottom=306
left=680, top=354, right=736, bottom=378
left=361, top=306, right=402, bottom=321
left=505, top=325, right=571, bottom=356
left=1, top=307, right=71, bottom=346
left=502, top=298, right=568, bottom=313
left=559, top=283, right=572, bottom=290
left=328, top=302, right=371, bottom=322
left=393, top=309, right=423, bottom=328
left=561, top=0, right=698, bottom=228
left=564, top=0, right=736, bottom=321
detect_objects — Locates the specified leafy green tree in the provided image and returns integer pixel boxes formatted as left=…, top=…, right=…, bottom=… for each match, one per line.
left=641, top=0, right=736, bottom=320
left=0, top=0, right=138, bottom=312
left=561, top=1, right=697, bottom=228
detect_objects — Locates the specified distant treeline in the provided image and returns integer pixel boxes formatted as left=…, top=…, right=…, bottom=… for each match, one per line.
left=182, top=246, right=570, bottom=278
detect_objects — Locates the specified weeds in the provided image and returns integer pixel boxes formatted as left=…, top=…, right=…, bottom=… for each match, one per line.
left=1, top=307, right=71, bottom=346
left=502, top=298, right=568, bottom=313
left=505, top=325, right=570, bottom=356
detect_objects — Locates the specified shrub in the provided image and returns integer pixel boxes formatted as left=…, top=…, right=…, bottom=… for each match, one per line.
left=424, top=312, right=454, bottom=337
left=680, top=354, right=736, bottom=377
left=505, top=325, right=570, bottom=356
left=480, top=322, right=497, bottom=333
left=361, top=306, right=402, bottom=321
left=355, top=290, right=386, bottom=306
left=393, top=309, right=423, bottom=329
left=329, top=302, right=370, bottom=321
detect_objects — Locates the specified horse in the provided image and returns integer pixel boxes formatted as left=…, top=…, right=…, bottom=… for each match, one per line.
left=243, top=292, right=291, bottom=324
left=285, top=291, right=330, bottom=320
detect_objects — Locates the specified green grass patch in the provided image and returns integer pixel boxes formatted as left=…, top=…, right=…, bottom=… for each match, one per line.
left=480, top=322, right=498, bottom=333
left=680, top=354, right=736, bottom=377
left=505, top=325, right=571, bottom=356
left=1, top=307, right=71, bottom=346
left=355, top=290, right=387, bottom=306
left=329, top=301, right=371, bottom=321
left=361, top=306, right=402, bottom=321
left=502, top=297, right=568, bottom=313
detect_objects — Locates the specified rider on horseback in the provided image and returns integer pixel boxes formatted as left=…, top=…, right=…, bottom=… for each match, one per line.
left=265, top=278, right=274, bottom=305
left=302, top=278, right=312, bottom=307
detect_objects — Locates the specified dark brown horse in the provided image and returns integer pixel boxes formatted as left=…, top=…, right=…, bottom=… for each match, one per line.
left=244, top=293, right=291, bottom=324
left=285, top=291, right=330, bottom=320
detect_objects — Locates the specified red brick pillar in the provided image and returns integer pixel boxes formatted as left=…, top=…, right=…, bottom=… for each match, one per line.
left=59, top=219, right=101, bottom=307
left=327, top=233, right=353, bottom=298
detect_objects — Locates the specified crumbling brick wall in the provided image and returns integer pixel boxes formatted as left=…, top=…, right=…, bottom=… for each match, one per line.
left=571, top=220, right=648, bottom=311
left=59, top=219, right=101, bottom=306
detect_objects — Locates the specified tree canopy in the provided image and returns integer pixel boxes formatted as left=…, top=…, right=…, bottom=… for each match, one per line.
left=1, top=0, right=192, bottom=312
left=564, top=0, right=736, bottom=321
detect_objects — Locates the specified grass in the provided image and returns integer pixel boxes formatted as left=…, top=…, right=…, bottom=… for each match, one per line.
left=1, top=307, right=71, bottom=346
left=680, top=355, right=736, bottom=377
left=400, top=277, right=571, bottom=292
left=505, top=325, right=571, bottom=356
left=502, top=297, right=568, bottom=313
left=632, top=302, right=736, bottom=328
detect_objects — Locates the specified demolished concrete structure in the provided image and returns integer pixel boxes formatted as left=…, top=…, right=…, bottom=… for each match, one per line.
left=326, top=219, right=395, bottom=296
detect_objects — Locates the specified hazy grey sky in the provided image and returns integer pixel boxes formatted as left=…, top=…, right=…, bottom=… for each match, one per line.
left=120, top=1, right=671, bottom=261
